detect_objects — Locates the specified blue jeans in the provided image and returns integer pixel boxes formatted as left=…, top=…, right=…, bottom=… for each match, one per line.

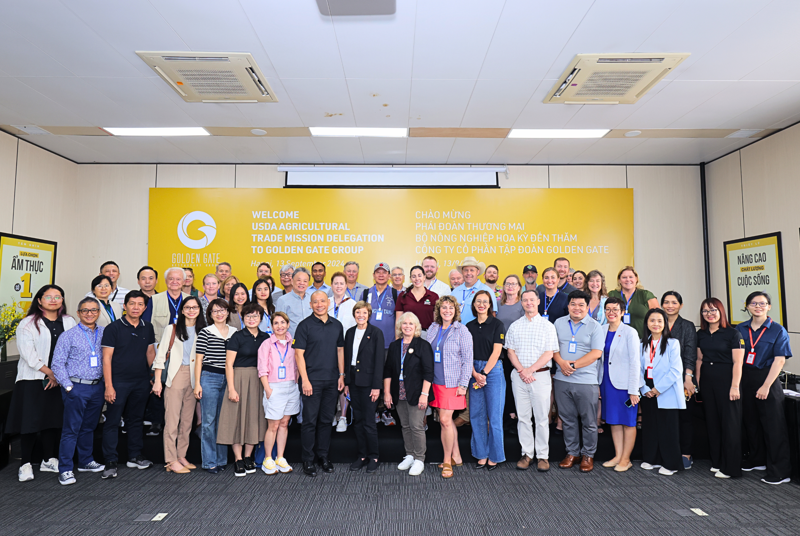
left=469, top=360, right=506, bottom=463
left=59, top=382, right=105, bottom=472
left=200, top=371, right=229, bottom=469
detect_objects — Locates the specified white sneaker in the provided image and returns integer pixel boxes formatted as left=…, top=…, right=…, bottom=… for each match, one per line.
left=658, top=467, right=676, bottom=476
left=143, top=420, right=152, bottom=426
left=59, top=471, right=76, bottom=486
left=275, top=457, right=293, bottom=473
left=398, top=455, right=414, bottom=471
left=336, top=417, right=348, bottom=432
left=40, top=458, right=59, bottom=473
left=18, top=463, right=34, bottom=482
left=640, top=462, right=661, bottom=471
left=710, top=467, right=719, bottom=473
left=715, top=471, right=731, bottom=479
left=261, top=457, right=277, bottom=475
left=409, top=460, right=425, bottom=476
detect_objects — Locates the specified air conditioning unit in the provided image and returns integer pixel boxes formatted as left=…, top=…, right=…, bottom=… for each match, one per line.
left=135, top=51, right=277, bottom=103
left=544, top=53, right=689, bottom=105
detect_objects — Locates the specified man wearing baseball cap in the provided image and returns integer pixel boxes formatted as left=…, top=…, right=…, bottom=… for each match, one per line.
left=522, top=265, right=538, bottom=292
left=452, top=257, right=498, bottom=325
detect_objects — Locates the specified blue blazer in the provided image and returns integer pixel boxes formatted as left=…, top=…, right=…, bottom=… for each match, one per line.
left=603, top=323, right=642, bottom=395
left=639, top=338, right=685, bottom=410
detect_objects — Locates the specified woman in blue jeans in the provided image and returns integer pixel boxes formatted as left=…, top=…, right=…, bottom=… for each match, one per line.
left=466, top=290, right=506, bottom=469
left=193, top=298, right=237, bottom=473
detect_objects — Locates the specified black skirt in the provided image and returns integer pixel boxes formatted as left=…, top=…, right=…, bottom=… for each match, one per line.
left=4, top=379, right=64, bottom=435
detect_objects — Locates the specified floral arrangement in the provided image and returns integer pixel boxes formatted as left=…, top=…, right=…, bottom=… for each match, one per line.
left=0, top=301, right=25, bottom=360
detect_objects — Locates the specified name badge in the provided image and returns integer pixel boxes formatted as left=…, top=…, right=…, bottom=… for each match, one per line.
left=376, top=310, right=383, bottom=321
left=568, top=341, right=577, bottom=354
left=542, top=314, right=549, bottom=321
left=646, top=367, right=653, bottom=379
left=434, top=351, right=441, bottom=363
left=623, top=314, right=631, bottom=324
left=90, top=355, right=98, bottom=368
left=278, top=366, right=286, bottom=380
left=746, top=351, right=756, bottom=365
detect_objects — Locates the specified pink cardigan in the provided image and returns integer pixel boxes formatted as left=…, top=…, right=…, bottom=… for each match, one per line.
left=257, top=334, right=297, bottom=383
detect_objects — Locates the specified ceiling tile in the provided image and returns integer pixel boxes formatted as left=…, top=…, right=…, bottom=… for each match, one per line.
left=73, top=135, right=198, bottom=163
left=446, top=138, right=503, bottom=164
left=617, top=81, right=731, bottom=129
left=0, top=23, right=74, bottom=77
left=359, top=137, right=407, bottom=164
left=486, top=139, right=549, bottom=164
left=479, top=0, right=594, bottom=80
left=718, top=82, right=800, bottom=129
left=0, top=78, right=91, bottom=126
left=512, top=81, right=581, bottom=129
left=527, top=139, right=598, bottom=164
left=159, top=136, right=239, bottom=163
left=333, top=1, right=417, bottom=79
left=89, top=77, right=194, bottom=127
left=281, top=78, right=356, bottom=127
left=233, top=78, right=304, bottom=127
left=412, top=0, right=506, bottom=79
left=405, top=137, right=455, bottom=164
left=613, top=138, right=749, bottom=164
left=311, top=137, right=365, bottom=164
left=215, top=137, right=281, bottom=164
left=569, top=138, right=648, bottom=164
left=20, top=135, right=106, bottom=163
left=460, top=79, right=537, bottom=128
left=347, top=78, right=411, bottom=127
left=266, top=137, right=322, bottom=163
left=408, top=79, right=475, bottom=127
left=240, top=0, right=342, bottom=79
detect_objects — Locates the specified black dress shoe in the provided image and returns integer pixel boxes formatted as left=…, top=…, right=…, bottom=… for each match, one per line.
left=243, top=456, right=256, bottom=474
left=320, top=458, right=335, bottom=473
left=474, top=461, right=487, bottom=470
left=487, top=463, right=500, bottom=472
left=350, top=458, right=367, bottom=472
left=366, top=458, right=380, bottom=474
left=303, top=461, right=317, bottom=477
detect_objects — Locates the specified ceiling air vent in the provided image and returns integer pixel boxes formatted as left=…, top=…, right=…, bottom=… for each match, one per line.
left=545, top=53, right=689, bottom=105
left=135, top=51, right=277, bottom=103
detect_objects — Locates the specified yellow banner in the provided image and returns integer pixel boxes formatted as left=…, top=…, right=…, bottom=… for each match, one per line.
left=148, top=188, right=633, bottom=291
left=725, top=233, right=785, bottom=326
left=0, top=233, right=57, bottom=313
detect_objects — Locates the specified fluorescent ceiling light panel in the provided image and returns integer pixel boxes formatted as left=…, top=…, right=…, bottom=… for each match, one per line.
left=104, top=127, right=210, bottom=137
left=508, top=129, right=609, bottom=139
left=309, top=127, right=407, bottom=137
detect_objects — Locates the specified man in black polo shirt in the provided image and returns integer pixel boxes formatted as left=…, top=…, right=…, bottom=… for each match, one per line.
left=100, top=291, right=156, bottom=479
left=294, top=290, right=345, bottom=477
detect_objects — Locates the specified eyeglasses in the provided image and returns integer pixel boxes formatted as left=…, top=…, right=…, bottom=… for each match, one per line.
left=211, top=309, right=228, bottom=315
left=95, top=284, right=111, bottom=289
left=701, top=308, right=719, bottom=316
left=749, top=302, right=769, bottom=308
left=42, top=296, right=63, bottom=302
left=78, top=308, right=100, bottom=314
left=504, top=282, right=519, bottom=287
left=244, top=313, right=261, bottom=320
left=183, top=306, right=200, bottom=312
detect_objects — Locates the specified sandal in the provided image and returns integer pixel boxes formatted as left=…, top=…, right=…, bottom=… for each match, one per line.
left=438, top=457, right=462, bottom=469
left=166, top=462, right=190, bottom=474
left=441, top=462, right=453, bottom=479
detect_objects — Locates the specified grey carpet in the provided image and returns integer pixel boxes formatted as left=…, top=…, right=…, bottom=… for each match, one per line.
left=2, top=458, right=800, bottom=535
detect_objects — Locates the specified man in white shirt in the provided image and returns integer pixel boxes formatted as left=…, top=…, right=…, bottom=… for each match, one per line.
left=505, top=290, right=559, bottom=472
left=422, top=256, right=450, bottom=298
left=448, top=269, right=463, bottom=291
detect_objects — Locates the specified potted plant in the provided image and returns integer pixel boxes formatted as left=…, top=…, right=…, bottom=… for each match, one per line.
left=0, top=301, right=24, bottom=362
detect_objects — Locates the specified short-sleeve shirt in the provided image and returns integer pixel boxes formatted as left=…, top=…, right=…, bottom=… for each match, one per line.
left=452, top=281, right=498, bottom=324
left=504, top=314, right=560, bottom=369
left=101, top=317, right=156, bottom=382
left=396, top=288, right=439, bottom=330
left=497, top=302, right=524, bottom=332
left=697, top=326, right=744, bottom=365
left=227, top=329, right=269, bottom=368
left=607, top=289, right=656, bottom=339
left=467, top=315, right=505, bottom=362
left=538, top=290, right=569, bottom=323
left=275, top=291, right=312, bottom=337
left=553, top=315, right=605, bottom=385
left=366, top=286, right=395, bottom=349
left=736, top=318, right=793, bottom=370
left=294, top=314, right=345, bottom=382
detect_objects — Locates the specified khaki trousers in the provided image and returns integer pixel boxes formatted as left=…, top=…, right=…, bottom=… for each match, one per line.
left=164, top=365, right=196, bottom=463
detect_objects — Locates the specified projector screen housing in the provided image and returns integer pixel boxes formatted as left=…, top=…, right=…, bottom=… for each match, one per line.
left=279, top=166, right=502, bottom=188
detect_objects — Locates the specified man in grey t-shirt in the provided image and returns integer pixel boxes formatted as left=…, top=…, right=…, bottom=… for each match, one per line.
left=552, top=290, right=604, bottom=473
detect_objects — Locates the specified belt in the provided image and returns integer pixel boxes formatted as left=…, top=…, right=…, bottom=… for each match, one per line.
left=69, top=377, right=102, bottom=385
left=535, top=367, right=550, bottom=373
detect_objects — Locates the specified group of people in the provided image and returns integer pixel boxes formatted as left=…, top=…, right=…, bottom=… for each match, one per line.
left=4, top=255, right=793, bottom=486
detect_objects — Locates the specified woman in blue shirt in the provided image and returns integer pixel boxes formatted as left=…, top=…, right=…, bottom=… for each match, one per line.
left=735, top=291, right=792, bottom=485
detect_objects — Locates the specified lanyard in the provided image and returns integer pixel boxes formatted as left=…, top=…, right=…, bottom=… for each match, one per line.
left=274, top=341, right=290, bottom=365
left=436, top=325, right=451, bottom=351
left=262, top=313, right=272, bottom=334
left=103, top=300, right=116, bottom=322
left=373, top=286, right=388, bottom=311
left=568, top=320, right=583, bottom=341
left=334, top=297, right=348, bottom=318
left=622, top=290, right=635, bottom=312
left=748, top=322, right=769, bottom=352
left=649, top=339, right=658, bottom=365
left=167, top=294, right=182, bottom=323
left=426, top=278, right=437, bottom=291
left=346, top=287, right=359, bottom=300
left=462, top=287, right=475, bottom=302
left=544, top=288, right=559, bottom=314
left=79, top=324, right=99, bottom=356
left=238, top=313, right=243, bottom=328
left=587, top=300, right=599, bottom=318
left=400, top=341, right=410, bottom=378
left=110, top=287, right=118, bottom=302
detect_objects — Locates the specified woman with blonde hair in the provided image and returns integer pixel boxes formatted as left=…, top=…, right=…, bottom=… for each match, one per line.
left=585, top=270, right=609, bottom=326
left=198, top=274, right=220, bottom=318
left=221, top=275, right=240, bottom=303
left=608, top=266, right=658, bottom=339
left=426, top=295, right=472, bottom=478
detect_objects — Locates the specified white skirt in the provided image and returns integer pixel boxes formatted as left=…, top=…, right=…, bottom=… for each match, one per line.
left=262, top=380, right=301, bottom=420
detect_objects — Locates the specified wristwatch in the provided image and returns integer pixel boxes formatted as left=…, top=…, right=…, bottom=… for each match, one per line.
left=339, top=372, right=345, bottom=377
left=420, top=392, right=429, bottom=397
left=65, top=386, right=73, bottom=392
left=479, top=369, right=488, bottom=376
left=569, top=363, right=576, bottom=370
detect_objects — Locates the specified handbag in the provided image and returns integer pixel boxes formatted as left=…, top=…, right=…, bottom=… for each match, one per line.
left=161, top=325, right=177, bottom=384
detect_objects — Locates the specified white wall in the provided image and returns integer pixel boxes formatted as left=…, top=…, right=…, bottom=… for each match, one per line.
left=706, top=123, right=800, bottom=372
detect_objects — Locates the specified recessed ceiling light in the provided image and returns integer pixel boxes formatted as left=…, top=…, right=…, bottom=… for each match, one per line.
left=103, top=127, right=210, bottom=137
left=250, top=129, right=267, bottom=136
left=725, top=129, right=764, bottom=139
left=624, top=130, right=642, bottom=137
left=507, top=129, right=609, bottom=139
left=309, top=127, right=407, bottom=138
